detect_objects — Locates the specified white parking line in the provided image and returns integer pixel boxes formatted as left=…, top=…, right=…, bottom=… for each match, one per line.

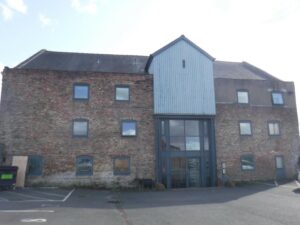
left=0, top=210, right=54, bottom=213
left=62, top=188, right=75, bottom=202
left=21, top=218, right=47, bottom=223
left=27, top=190, right=65, bottom=198
left=6, top=191, right=51, bottom=201
left=0, top=188, right=75, bottom=202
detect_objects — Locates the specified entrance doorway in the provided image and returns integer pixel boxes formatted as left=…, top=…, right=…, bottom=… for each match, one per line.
left=171, top=157, right=201, bottom=188
left=275, top=156, right=285, bottom=180
left=157, top=118, right=216, bottom=188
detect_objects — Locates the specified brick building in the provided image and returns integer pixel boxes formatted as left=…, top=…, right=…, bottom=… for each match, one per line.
left=0, top=36, right=299, bottom=188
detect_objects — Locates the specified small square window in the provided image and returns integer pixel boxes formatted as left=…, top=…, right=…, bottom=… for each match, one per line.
left=27, top=155, right=43, bottom=176
left=272, top=92, right=284, bottom=105
left=121, top=121, right=137, bottom=136
left=73, top=119, right=88, bottom=137
left=237, top=90, right=249, bottom=104
left=113, top=157, right=130, bottom=175
left=239, top=121, right=252, bottom=136
left=241, top=155, right=255, bottom=171
left=74, top=84, right=89, bottom=100
left=76, top=155, right=93, bottom=176
left=268, top=122, right=280, bottom=136
left=115, top=86, right=130, bottom=101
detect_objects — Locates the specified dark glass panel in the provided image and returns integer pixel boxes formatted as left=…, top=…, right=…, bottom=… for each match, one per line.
left=170, top=136, right=185, bottom=151
left=161, top=158, right=168, bottom=188
left=241, top=155, right=255, bottom=170
left=185, top=137, right=200, bottom=151
left=169, top=120, right=184, bottom=136
left=160, top=136, right=167, bottom=151
left=76, top=156, right=93, bottom=176
left=171, top=158, right=186, bottom=188
left=187, top=158, right=200, bottom=187
left=204, top=136, right=209, bottom=151
left=185, top=120, right=199, bottom=136
left=161, top=121, right=165, bottom=136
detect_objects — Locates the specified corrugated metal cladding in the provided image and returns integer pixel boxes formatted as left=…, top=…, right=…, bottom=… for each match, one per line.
left=148, top=40, right=216, bottom=115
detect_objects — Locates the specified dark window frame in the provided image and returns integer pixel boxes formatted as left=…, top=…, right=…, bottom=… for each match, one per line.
left=121, top=120, right=137, bottom=137
left=267, top=121, right=281, bottom=136
left=113, top=156, right=131, bottom=175
left=236, top=89, right=249, bottom=104
left=240, top=154, right=255, bottom=171
left=27, top=155, right=43, bottom=176
left=239, top=120, right=252, bottom=136
left=73, top=83, right=90, bottom=101
left=76, top=155, right=93, bottom=176
left=115, top=85, right=130, bottom=102
left=271, top=91, right=284, bottom=106
left=72, top=119, right=89, bottom=138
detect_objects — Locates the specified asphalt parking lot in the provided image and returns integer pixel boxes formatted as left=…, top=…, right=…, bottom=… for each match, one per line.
left=0, top=181, right=299, bottom=225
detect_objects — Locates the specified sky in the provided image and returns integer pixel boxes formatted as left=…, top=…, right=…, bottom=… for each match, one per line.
left=0, top=0, right=300, bottom=116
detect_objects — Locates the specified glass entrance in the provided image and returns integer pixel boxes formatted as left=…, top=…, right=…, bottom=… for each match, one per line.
left=170, top=157, right=201, bottom=188
left=158, top=118, right=215, bottom=188
left=187, top=158, right=200, bottom=187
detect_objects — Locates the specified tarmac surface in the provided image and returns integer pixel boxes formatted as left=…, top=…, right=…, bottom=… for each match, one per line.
left=0, top=181, right=299, bottom=225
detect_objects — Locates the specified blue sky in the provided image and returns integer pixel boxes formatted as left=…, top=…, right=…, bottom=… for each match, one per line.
left=1, top=0, right=300, bottom=113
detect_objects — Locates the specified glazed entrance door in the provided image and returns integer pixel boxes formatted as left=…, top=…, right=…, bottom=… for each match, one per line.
left=187, top=158, right=201, bottom=187
left=171, top=157, right=201, bottom=188
left=275, top=156, right=285, bottom=180
left=171, top=158, right=186, bottom=188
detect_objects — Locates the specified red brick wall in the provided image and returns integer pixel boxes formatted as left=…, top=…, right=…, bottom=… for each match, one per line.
left=0, top=68, right=154, bottom=187
left=215, top=104, right=299, bottom=181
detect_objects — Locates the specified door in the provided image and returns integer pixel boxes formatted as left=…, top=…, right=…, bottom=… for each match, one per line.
left=170, top=157, right=201, bottom=188
left=187, top=158, right=201, bottom=187
left=275, top=156, right=285, bottom=180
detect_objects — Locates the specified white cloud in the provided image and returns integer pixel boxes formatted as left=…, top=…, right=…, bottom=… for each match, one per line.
left=0, top=0, right=27, bottom=21
left=0, top=3, right=13, bottom=21
left=38, top=13, right=52, bottom=27
left=5, top=0, right=27, bottom=14
left=71, top=0, right=107, bottom=15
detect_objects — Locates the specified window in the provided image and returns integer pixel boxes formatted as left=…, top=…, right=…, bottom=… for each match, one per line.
left=241, top=155, right=255, bottom=171
left=182, top=59, right=186, bottom=68
left=272, top=91, right=284, bottom=105
left=237, top=90, right=249, bottom=104
left=115, top=86, right=130, bottom=101
left=73, top=84, right=89, bottom=100
left=239, top=121, right=252, bottom=136
left=76, top=156, right=93, bottom=176
left=121, top=121, right=137, bottom=136
left=113, top=157, right=130, bottom=175
left=268, top=121, right=280, bottom=136
left=73, top=119, right=88, bottom=137
left=27, top=155, right=43, bottom=176
left=169, top=120, right=201, bottom=151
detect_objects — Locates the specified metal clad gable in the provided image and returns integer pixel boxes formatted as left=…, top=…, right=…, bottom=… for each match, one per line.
left=149, top=39, right=216, bottom=115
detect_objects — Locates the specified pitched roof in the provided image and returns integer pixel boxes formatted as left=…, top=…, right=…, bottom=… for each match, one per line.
left=16, top=50, right=149, bottom=74
left=213, top=61, right=280, bottom=81
left=145, top=35, right=215, bottom=71
left=14, top=49, right=280, bottom=81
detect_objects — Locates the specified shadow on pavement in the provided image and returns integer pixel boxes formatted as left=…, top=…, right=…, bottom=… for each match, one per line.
left=0, top=184, right=279, bottom=210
